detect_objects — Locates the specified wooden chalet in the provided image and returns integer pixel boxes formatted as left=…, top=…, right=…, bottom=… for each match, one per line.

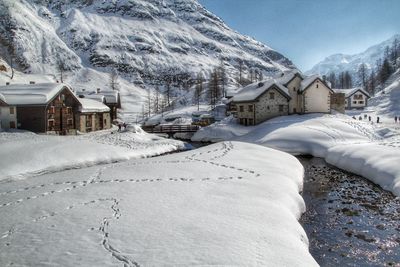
left=0, top=83, right=81, bottom=134
left=77, top=89, right=121, bottom=121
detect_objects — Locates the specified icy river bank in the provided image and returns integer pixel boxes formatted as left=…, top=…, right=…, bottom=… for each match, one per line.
left=299, top=156, right=400, bottom=266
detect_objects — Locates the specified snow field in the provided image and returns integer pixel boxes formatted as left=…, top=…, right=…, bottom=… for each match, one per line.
left=0, top=128, right=185, bottom=181
left=193, top=114, right=400, bottom=196
left=0, top=141, right=317, bottom=266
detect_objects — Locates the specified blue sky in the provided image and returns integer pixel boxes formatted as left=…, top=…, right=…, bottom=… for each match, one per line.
left=198, top=0, right=400, bottom=71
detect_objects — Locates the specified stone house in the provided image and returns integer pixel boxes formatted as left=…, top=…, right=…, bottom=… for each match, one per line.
left=233, top=71, right=336, bottom=125
left=0, top=93, right=17, bottom=130
left=333, top=88, right=370, bottom=109
left=76, top=89, right=121, bottom=121
left=233, top=80, right=290, bottom=126
left=76, top=97, right=111, bottom=133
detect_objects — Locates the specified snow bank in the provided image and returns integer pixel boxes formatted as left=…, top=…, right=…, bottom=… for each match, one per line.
left=0, top=129, right=184, bottom=180
left=193, top=114, right=400, bottom=196
left=0, top=141, right=317, bottom=266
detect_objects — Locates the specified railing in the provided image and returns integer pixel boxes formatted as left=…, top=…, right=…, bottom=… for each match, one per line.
left=142, top=124, right=200, bottom=134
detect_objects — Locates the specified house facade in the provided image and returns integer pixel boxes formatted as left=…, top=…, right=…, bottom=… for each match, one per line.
left=333, top=88, right=370, bottom=109
left=76, top=98, right=111, bottom=133
left=233, top=81, right=290, bottom=126
left=233, top=71, right=335, bottom=125
left=76, top=89, right=121, bottom=121
left=0, top=83, right=81, bottom=134
left=0, top=94, right=17, bottom=130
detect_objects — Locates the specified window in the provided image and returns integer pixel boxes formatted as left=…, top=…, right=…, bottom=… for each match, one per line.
left=9, top=107, right=14, bottom=115
left=67, top=118, right=73, bottom=126
left=48, top=106, right=55, bottom=114
left=316, top=84, right=319, bottom=88
left=353, top=101, right=357, bottom=104
left=9, top=121, right=16, bottom=128
left=248, top=105, right=253, bottom=112
left=48, top=119, right=55, bottom=129
left=239, top=105, right=244, bottom=112
left=269, top=92, right=275, bottom=99
left=279, top=105, right=284, bottom=112
left=239, top=118, right=244, bottom=125
left=86, top=115, right=92, bottom=128
left=267, top=106, right=270, bottom=110
left=358, top=101, right=364, bottom=104
left=354, top=94, right=363, bottom=100
left=66, top=107, right=72, bottom=114
left=293, top=87, right=296, bottom=92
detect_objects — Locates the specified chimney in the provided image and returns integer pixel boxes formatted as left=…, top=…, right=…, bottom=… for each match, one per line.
left=96, top=88, right=101, bottom=94
left=29, top=81, right=35, bottom=84
left=6, top=82, right=10, bottom=85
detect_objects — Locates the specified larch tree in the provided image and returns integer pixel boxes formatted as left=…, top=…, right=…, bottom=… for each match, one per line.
left=194, top=72, right=204, bottom=111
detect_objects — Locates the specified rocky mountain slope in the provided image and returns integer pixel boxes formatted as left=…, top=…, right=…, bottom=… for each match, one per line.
left=306, top=34, right=400, bottom=85
left=0, top=0, right=295, bottom=118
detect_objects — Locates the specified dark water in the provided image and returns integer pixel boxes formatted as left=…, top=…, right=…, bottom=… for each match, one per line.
left=298, top=156, right=400, bottom=267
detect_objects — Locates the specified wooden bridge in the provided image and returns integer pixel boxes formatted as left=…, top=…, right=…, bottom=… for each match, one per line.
left=141, top=124, right=200, bottom=137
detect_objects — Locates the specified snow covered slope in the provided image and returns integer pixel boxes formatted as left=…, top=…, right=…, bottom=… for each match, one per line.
left=306, top=34, right=400, bottom=84
left=0, top=0, right=295, bottom=116
left=367, top=70, right=400, bottom=117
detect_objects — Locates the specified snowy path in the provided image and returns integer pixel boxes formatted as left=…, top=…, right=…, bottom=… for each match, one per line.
left=0, top=142, right=318, bottom=266
left=193, top=114, right=400, bottom=196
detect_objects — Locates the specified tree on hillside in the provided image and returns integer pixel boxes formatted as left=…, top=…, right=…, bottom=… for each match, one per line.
left=367, top=70, right=376, bottom=96
left=194, top=73, right=204, bottom=111
left=237, top=59, right=244, bottom=86
left=378, top=58, right=392, bottom=85
left=153, top=86, right=160, bottom=114
left=110, top=68, right=120, bottom=91
left=344, top=71, right=353, bottom=89
left=56, top=58, right=66, bottom=83
left=327, top=72, right=336, bottom=88
left=358, top=63, right=367, bottom=89
left=218, top=59, right=227, bottom=97
left=208, top=68, right=221, bottom=109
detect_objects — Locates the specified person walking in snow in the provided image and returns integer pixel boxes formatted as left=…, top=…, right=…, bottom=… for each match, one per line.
left=377, top=117, right=380, bottom=124
left=358, top=116, right=362, bottom=120
left=395, top=116, right=398, bottom=123
left=364, top=114, right=367, bottom=119
left=368, top=116, right=371, bottom=122
left=118, top=124, right=122, bottom=132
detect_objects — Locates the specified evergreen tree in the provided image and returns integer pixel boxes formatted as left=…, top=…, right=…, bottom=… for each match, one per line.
left=357, top=63, right=367, bottom=89
left=328, top=72, right=336, bottom=88
left=378, top=58, right=392, bottom=85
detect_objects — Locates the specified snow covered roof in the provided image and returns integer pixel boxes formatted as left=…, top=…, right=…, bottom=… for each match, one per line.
left=233, top=79, right=291, bottom=102
left=0, top=83, right=73, bottom=105
left=76, top=90, right=120, bottom=105
left=0, top=93, right=7, bottom=105
left=275, top=70, right=303, bottom=85
left=333, top=87, right=370, bottom=98
left=300, top=75, right=319, bottom=91
left=78, top=98, right=110, bottom=113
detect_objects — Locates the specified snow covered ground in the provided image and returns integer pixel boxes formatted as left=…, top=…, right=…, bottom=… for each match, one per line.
left=0, top=141, right=317, bottom=266
left=193, top=114, right=400, bottom=196
left=0, top=127, right=184, bottom=181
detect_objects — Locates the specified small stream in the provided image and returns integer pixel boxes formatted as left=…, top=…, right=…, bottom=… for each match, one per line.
left=299, top=156, right=400, bottom=266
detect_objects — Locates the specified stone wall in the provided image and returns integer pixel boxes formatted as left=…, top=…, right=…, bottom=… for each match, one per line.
left=255, top=88, right=289, bottom=124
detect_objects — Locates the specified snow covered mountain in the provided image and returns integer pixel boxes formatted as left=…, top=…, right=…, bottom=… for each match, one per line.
left=0, top=0, right=295, bottom=118
left=306, top=34, right=400, bottom=85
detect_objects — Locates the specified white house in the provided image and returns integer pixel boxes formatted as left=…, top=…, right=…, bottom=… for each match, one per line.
left=76, top=97, right=111, bottom=133
left=0, top=93, right=17, bottom=130
left=232, top=71, right=335, bottom=125
left=333, top=87, right=370, bottom=109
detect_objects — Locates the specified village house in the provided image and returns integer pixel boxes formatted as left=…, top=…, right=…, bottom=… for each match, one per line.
left=0, top=93, right=17, bottom=130
left=76, top=97, right=111, bottom=133
left=233, top=80, right=291, bottom=125
left=333, top=87, right=370, bottom=109
left=233, top=71, right=335, bottom=125
left=0, top=83, right=82, bottom=134
left=76, top=89, right=121, bottom=121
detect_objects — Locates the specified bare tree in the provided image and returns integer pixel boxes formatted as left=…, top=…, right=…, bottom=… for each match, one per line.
left=110, top=68, right=120, bottom=91
left=153, top=86, right=160, bottom=114
left=56, top=59, right=66, bottom=83
left=194, top=73, right=204, bottom=111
